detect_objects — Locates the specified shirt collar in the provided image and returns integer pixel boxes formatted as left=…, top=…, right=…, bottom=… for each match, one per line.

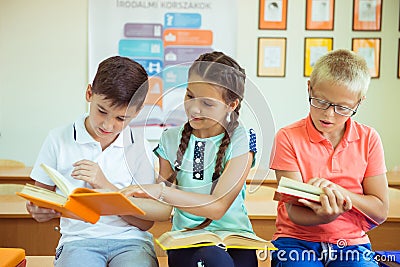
left=73, top=113, right=134, bottom=147
left=306, top=114, right=360, bottom=144
left=73, top=113, right=96, bottom=144
left=113, top=126, right=135, bottom=148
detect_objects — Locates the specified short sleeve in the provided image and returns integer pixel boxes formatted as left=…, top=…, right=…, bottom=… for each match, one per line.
left=153, top=127, right=182, bottom=169
left=154, top=128, right=171, bottom=161
left=249, top=128, right=257, bottom=154
left=364, top=128, right=386, bottom=177
left=269, top=128, right=300, bottom=171
left=153, top=144, right=167, bottom=161
left=228, top=126, right=257, bottom=167
left=30, top=131, right=58, bottom=186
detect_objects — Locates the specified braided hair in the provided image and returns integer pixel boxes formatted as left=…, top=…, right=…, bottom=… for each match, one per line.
left=166, top=51, right=246, bottom=229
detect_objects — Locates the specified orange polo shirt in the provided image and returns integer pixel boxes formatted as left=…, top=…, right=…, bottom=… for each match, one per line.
left=270, top=115, right=386, bottom=245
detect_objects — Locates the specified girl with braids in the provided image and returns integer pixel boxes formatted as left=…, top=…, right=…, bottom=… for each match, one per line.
left=122, top=51, right=258, bottom=267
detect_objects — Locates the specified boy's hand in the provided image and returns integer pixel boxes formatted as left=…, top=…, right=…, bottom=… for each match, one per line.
left=298, top=178, right=352, bottom=223
left=72, top=160, right=110, bottom=189
left=307, top=177, right=339, bottom=189
left=26, top=201, right=60, bottom=222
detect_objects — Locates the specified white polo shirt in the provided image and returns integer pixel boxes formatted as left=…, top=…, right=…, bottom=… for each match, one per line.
left=31, top=114, right=155, bottom=246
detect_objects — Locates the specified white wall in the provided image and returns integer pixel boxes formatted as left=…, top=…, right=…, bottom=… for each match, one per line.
left=1, top=0, right=399, bottom=170
left=0, top=0, right=88, bottom=164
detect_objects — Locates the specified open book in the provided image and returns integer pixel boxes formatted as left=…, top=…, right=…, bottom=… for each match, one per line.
left=274, top=177, right=379, bottom=231
left=155, top=229, right=274, bottom=251
left=16, top=163, right=145, bottom=224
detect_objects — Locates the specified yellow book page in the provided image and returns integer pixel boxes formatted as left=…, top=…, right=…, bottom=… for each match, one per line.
left=156, top=230, right=274, bottom=251
left=40, top=163, right=75, bottom=196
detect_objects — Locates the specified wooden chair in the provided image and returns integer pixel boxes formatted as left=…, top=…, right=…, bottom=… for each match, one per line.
left=0, top=159, right=25, bottom=168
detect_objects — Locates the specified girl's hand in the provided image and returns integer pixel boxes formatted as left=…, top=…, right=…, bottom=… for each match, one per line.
left=26, top=201, right=61, bottom=222
left=298, top=178, right=352, bottom=224
left=71, top=160, right=109, bottom=189
left=121, top=184, right=163, bottom=200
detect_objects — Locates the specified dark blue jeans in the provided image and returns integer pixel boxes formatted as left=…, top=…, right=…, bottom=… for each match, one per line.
left=167, top=246, right=257, bottom=267
left=271, top=237, right=378, bottom=267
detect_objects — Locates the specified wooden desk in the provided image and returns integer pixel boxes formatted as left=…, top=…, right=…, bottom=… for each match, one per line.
left=368, top=187, right=400, bottom=250
left=1, top=186, right=399, bottom=257
left=0, top=167, right=33, bottom=184
left=247, top=169, right=277, bottom=188
left=0, top=195, right=60, bottom=255
left=387, top=171, right=400, bottom=189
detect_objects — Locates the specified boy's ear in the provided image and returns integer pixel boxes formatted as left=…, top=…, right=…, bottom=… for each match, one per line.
left=86, top=84, right=93, bottom=102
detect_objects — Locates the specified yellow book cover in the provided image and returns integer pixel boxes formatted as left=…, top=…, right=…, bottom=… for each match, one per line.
left=16, top=163, right=145, bottom=224
left=155, top=229, right=274, bottom=251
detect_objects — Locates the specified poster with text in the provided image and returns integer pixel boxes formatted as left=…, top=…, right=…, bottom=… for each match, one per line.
left=89, top=0, right=237, bottom=139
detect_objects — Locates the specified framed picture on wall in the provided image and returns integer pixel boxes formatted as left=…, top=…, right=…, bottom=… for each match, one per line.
left=257, top=37, right=286, bottom=77
left=306, top=0, right=335, bottom=30
left=259, top=0, right=288, bottom=30
left=352, top=38, right=381, bottom=78
left=352, top=0, right=382, bottom=31
left=304, top=38, right=333, bottom=77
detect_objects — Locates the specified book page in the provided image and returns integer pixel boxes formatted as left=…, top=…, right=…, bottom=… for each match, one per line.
left=168, top=229, right=218, bottom=240
left=213, top=230, right=272, bottom=249
left=40, top=163, right=75, bottom=196
left=279, top=177, right=323, bottom=195
left=157, top=229, right=220, bottom=249
left=18, top=184, right=67, bottom=205
left=212, top=230, right=268, bottom=242
left=276, top=186, right=321, bottom=202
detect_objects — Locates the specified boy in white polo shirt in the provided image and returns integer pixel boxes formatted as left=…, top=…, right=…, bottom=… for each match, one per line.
left=26, top=56, right=159, bottom=267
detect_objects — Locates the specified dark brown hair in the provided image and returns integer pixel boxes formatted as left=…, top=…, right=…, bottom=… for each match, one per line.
left=91, top=56, right=148, bottom=108
left=167, top=51, right=246, bottom=229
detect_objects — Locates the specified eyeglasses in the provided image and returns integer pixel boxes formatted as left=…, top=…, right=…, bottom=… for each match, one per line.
left=309, top=97, right=360, bottom=117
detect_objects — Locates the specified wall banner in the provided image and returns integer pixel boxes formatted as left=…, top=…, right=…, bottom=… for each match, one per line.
left=89, top=0, right=237, bottom=139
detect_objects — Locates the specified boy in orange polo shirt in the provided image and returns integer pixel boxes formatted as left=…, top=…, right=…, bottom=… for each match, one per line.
left=270, top=49, right=388, bottom=266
